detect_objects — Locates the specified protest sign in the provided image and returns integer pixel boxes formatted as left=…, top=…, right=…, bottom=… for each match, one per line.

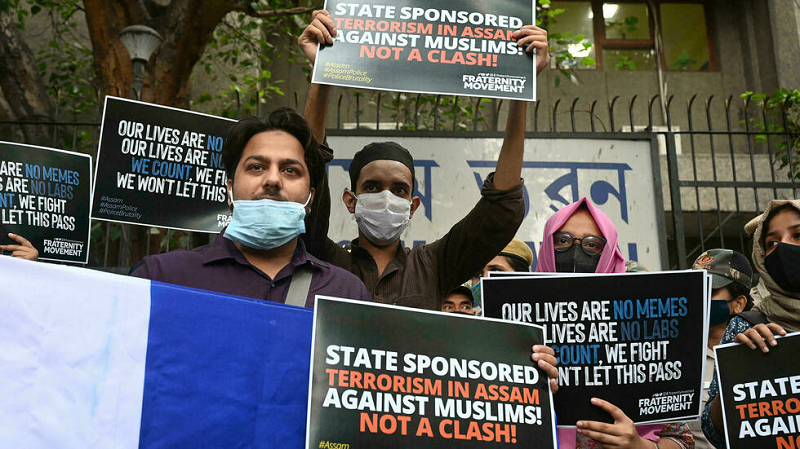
left=307, top=297, right=557, bottom=448
left=715, top=332, right=800, bottom=449
left=0, top=141, right=91, bottom=263
left=481, top=271, right=709, bottom=425
left=312, top=0, right=536, bottom=101
left=91, top=96, right=235, bottom=232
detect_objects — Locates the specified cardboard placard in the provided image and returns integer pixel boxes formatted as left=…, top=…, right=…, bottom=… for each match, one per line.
left=306, top=296, right=557, bottom=448
left=481, top=271, right=710, bottom=425
left=715, top=332, right=800, bottom=449
left=91, top=96, right=235, bottom=232
left=312, top=0, right=536, bottom=101
left=0, top=141, right=91, bottom=263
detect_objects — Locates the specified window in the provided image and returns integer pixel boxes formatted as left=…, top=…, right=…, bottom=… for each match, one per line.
left=660, top=3, right=712, bottom=70
left=547, top=1, right=714, bottom=72
left=547, top=1, right=597, bottom=69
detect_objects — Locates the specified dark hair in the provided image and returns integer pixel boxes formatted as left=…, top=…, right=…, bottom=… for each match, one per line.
left=222, top=108, right=322, bottom=191
left=760, top=203, right=800, bottom=250
left=503, top=255, right=531, bottom=272
left=725, top=282, right=754, bottom=311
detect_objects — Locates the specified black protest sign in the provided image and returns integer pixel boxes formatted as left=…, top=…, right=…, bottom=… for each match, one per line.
left=0, top=141, right=91, bottom=263
left=312, top=0, right=536, bottom=101
left=91, top=96, right=235, bottom=232
left=481, top=271, right=709, bottom=425
left=715, top=332, right=800, bottom=449
left=307, top=297, right=556, bottom=449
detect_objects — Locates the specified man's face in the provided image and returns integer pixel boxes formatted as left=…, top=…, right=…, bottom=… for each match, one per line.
left=471, top=255, right=515, bottom=285
left=356, top=160, right=413, bottom=199
left=441, top=293, right=475, bottom=314
left=343, top=159, right=420, bottom=215
left=227, top=130, right=313, bottom=206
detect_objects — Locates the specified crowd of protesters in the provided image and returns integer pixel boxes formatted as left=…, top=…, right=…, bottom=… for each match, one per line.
left=4, top=10, right=798, bottom=449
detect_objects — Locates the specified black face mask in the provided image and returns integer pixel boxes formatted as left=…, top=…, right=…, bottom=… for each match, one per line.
left=765, top=242, right=800, bottom=293
left=555, top=245, right=601, bottom=273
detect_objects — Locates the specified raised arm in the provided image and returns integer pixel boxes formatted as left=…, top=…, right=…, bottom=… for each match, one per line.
left=426, top=24, right=549, bottom=293
left=298, top=9, right=336, bottom=142
left=492, top=99, right=526, bottom=190
left=298, top=10, right=342, bottom=260
left=492, top=24, right=549, bottom=190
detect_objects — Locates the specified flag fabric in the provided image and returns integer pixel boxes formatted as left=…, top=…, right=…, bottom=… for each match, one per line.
left=0, top=256, right=313, bottom=448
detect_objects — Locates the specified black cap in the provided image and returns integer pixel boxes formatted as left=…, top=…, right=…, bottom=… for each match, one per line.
left=349, top=142, right=415, bottom=189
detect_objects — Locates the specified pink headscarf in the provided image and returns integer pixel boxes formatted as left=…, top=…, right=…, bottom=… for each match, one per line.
left=536, top=198, right=625, bottom=274
left=538, top=199, right=661, bottom=447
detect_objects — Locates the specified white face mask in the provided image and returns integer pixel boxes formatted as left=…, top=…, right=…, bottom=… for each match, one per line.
left=353, top=190, right=411, bottom=245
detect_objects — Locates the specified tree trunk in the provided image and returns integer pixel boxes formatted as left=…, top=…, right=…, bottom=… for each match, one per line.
left=0, top=9, right=55, bottom=145
left=150, top=1, right=233, bottom=107
left=83, top=0, right=140, bottom=100
left=83, top=0, right=315, bottom=108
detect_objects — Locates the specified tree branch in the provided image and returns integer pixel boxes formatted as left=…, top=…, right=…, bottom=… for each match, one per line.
left=233, top=4, right=321, bottom=19
left=220, top=19, right=261, bottom=49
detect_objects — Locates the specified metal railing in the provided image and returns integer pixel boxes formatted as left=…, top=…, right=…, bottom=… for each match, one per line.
left=1, top=88, right=797, bottom=271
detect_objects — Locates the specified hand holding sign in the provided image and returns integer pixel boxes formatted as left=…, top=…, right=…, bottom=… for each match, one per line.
left=576, top=398, right=651, bottom=449
left=512, top=25, right=549, bottom=74
left=531, top=344, right=560, bottom=394
left=0, top=232, right=38, bottom=260
left=299, top=10, right=337, bottom=63
left=734, top=323, right=787, bottom=353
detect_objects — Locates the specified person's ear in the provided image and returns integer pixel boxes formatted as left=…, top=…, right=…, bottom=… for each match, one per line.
left=409, top=196, right=422, bottom=219
left=226, top=179, right=234, bottom=206
left=732, top=295, right=748, bottom=314
left=306, top=188, right=315, bottom=214
left=343, top=189, right=357, bottom=214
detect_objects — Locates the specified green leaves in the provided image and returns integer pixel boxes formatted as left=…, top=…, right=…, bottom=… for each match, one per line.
left=538, top=2, right=595, bottom=86
left=743, top=88, right=800, bottom=180
left=671, top=50, right=697, bottom=71
left=191, top=8, right=306, bottom=117
left=614, top=55, right=637, bottom=71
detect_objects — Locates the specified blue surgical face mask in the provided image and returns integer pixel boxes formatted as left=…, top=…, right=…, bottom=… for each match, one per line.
left=224, top=190, right=311, bottom=250
left=709, top=299, right=733, bottom=327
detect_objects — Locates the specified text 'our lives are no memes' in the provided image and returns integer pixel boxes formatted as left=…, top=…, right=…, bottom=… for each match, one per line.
left=115, top=120, right=228, bottom=202
left=0, top=159, right=79, bottom=231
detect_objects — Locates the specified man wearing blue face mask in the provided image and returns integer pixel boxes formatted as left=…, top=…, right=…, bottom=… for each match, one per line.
left=131, top=108, right=371, bottom=307
left=689, top=248, right=754, bottom=449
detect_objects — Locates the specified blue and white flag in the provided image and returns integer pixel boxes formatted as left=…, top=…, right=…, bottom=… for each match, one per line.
left=0, top=256, right=313, bottom=448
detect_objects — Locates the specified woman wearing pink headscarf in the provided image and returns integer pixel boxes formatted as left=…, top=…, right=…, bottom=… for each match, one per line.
left=537, top=199, right=693, bottom=449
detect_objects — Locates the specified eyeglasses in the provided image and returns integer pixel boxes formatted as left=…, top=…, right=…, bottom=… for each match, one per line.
left=553, top=232, right=607, bottom=256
